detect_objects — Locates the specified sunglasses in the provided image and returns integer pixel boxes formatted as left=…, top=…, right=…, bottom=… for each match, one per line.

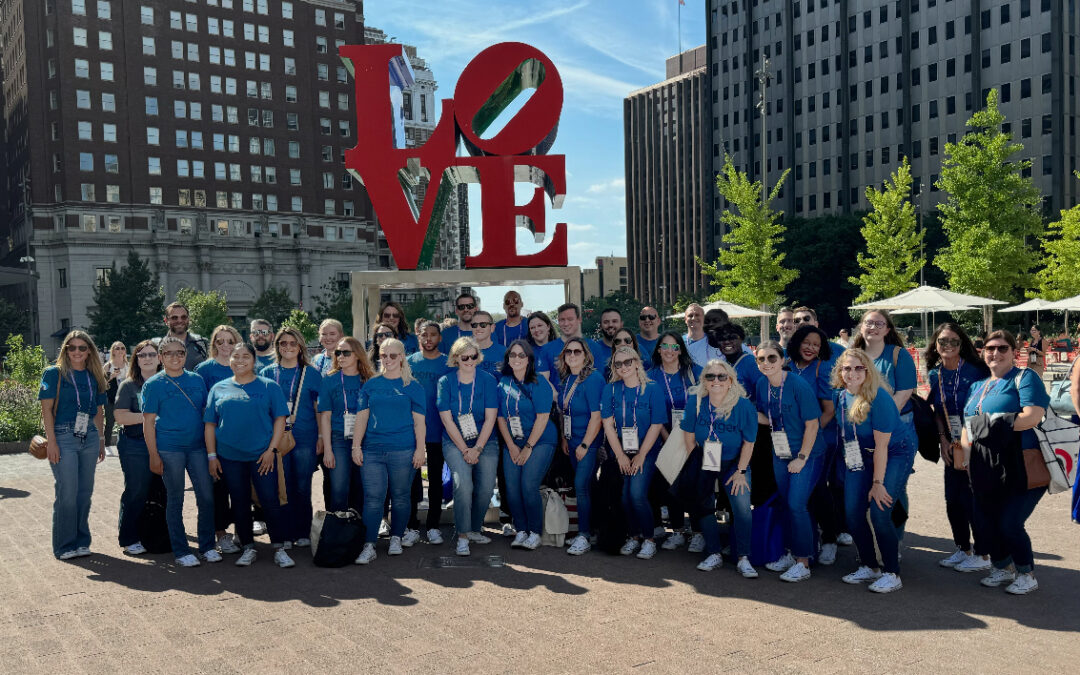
left=613, top=359, right=637, bottom=370
left=375, top=332, right=394, bottom=339
left=278, top=340, right=300, bottom=348
left=703, top=372, right=729, bottom=382
left=161, top=350, right=186, bottom=358
left=382, top=352, right=403, bottom=360
left=659, top=343, right=680, bottom=351
left=841, top=365, right=867, bottom=373
left=334, top=349, right=354, bottom=357
left=215, top=338, right=236, bottom=345
left=936, top=338, right=961, bottom=348
left=613, top=337, right=634, bottom=346
left=471, top=321, right=492, bottom=329
left=382, top=312, right=401, bottom=319
left=984, top=344, right=1011, bottom=353
left=66, top=344, right=89, bottom=352
left=793, top=316, right=812, bottom=324
left=863, top=320, right=887, bottom=329
left=755, top=354, right=781, bottom=364
left=456, top=302, right=476, bottom=311
left=507, top=352, right=528, bottom=360
left=719, top=335, right=741, bottom=342
left=459, top=353, right=479, bottom=362
left=639, top=314, right=657, bottom=321
left=251, top=329, right=273, bottom=336
left=137, top=352, right=159, bottom=360
left=564, top=348, right=584, bottom=356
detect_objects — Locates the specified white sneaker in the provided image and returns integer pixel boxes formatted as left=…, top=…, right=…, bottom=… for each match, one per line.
left=687, top=533, right=706, bottom=553
left=981, top=568, right=1016, bottom=588
left=427, top=528, right=444, bottom=545
left=501, top=523, right=517, bottom=537
left=522, top=532, right=542, bottom=550
left=455, top=538, right=471, bottom=556
left=661, top=532, right=686, bottom=550
left=780, top=561, right=811, bottom=583
left=836, top=532, right=854, bottom=546
left=201, top=549, right=223, bottom=563
left=75, top=546, right=92, bottom=557
left=955, top=554, right=992, bottom=573
left=176, top=554, right=201, bottom=568
left=697, top=553, right=723, bottom=571
left=868, top=572, right=903, bottom=593
left=58, top=549, right=82, bottom=561
left=252, top=521, right=267, bottom=536
left=235, top=548, right=257, bottom=567
left=1005, top=573, right=1038, bottom=595
left=566, top=535, right=591, bottom=556
left=295, top=538, right=311, bottom=548
left=273, top=549, right=295, bottom=568
left=737, top=558, right=759, bottom=578
left=466, top=531, right=492, bottom=544
left=124, top=542, right=147, bottom=556
left=388, top=536, right=403, bottom=555
left=636, top=540, right=657, bottom=560
left=510, top=531, right=529, bottom=548
left=842, top=566, right=882, bottom=584
left=217, top=533, right=241, bottom=554
left=766, top=552, right=796, bottom=573
left=378, top=519, right=391, bottom=537
left=401, top=529, right=421, bottom=547
left=355, top=543, right=376, bottom=565
left=619, top=538, right=641, bottom=556
left=818, top=543, right=838, bottom=566
left=939, top=548, right=968, bottom=568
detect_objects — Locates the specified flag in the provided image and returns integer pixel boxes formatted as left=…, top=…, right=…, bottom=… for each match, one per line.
left=679, top=0, right=686, bottom=5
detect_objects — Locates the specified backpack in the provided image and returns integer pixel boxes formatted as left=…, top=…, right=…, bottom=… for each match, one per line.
left=891, top=346, right=940, bottom=463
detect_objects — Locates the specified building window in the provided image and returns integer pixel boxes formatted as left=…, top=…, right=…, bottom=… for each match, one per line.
left=150, top=187, right=163, bottom=204
left=72, top=0, right=86, bottom=15
left=73, top=27, right=88, bottom=47
left=81, top=183, right=96, bottom=201
left=75, top=59, right=90, bottom=78
left=78, top=121, right=92, bottom=140
left=140, top=5, right=153, bottom=24
left=76, top=90, right=91, bottom=109
left=147, top=127, right=159, bottom=145
left=106, top=185, right=120, bottom=203
left=80, top=153, right=94, bottom=172
left=144, top=67, right=157, bottom=86
left=99, top=31, right=113, bottom=50
left=145, top=96, right=158, bottom=115
left=107, top=216, right=122, bottom=232
left=285, top=86, right=297, bottom=102
left=58, top=269, right=68, bottom=289
left=148, top=157, right=161, bottom=175
left=103, top=124, right=117, bottom=142
left=102, top=93, right=116, bottom=112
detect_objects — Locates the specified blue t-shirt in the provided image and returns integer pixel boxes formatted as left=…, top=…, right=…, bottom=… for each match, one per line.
left=592, top=340, right=614, bottom=374
left=255, top=354, right=275, bottom=370
left=497, top=375, right=558, bottom=446
left=203, top=376, right=290, bottom=461
left=834, top=387, right=908, bottom=455
left=194, top=359, right=233, bottom=392
left=599, top=380, right=667, bottom=447
left=313, top=351, right=333, bottom=376
left=754, top=373, right=825, bottom=457
left=478, top=341, right=505, bottom=380
left=637, top=335, right=659, bottom=370
left=791, top=357, right=837, bottom=446
left=408, top=352, right=453, bottom=442
left=401, top=333, right=419, bottom=355
left=495, top=319, right=529, bottom=346
left=38, top=366, right=106, bottom=425
left=728, top=352, right=764, bottom=403
left=437, top=370, right=498, bottom=443
left=316, top=372, right=365, bottom=433
left=873, top=344, right=918, bottom=413
left=928, top=360, right=986, bottom=417
left=681, top=395, right=758, bottom=460
left=557, top=370, right=605, bottom=449
left=963, top=367, right=1050, bottom=449
left=535, top=342, right=561, bottom=384
left=358, top=376, right=426, bottom=451
left=260, top=364, right=322, bottom=438
left=141, top=370, right=208, bottom=450
left=438, top=325, right=472, bottom=354
left=646, top=364, right=703, bottom=427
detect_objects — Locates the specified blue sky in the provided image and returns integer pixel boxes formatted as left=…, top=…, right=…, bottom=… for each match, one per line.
left=365, top=0, right=707, bottom=315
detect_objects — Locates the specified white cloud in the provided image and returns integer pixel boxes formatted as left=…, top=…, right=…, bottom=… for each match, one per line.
left=566, top=222, right=595, bottom=232
left=586, top=177, right=625, bottom=194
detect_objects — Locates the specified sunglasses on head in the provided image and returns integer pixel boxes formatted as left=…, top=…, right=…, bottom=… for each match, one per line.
left=639, top=314, right=657, bottom=321
left=66, top=344, right=89, bottom=352
left=703, top=372, right=729, bottom=382
left=459, top=353, right=479, bottom=362
left=936, top=337, right=961, bottom=348
left=756, top=354, right=781, bottom=364
left=457, top=302, right=476, bottom=311
left=471, top=321, right=492, bottom=329
left=334, top=349, right=353, bottom=357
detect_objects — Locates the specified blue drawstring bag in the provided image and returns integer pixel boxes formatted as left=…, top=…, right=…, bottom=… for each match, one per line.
left=442, top=463, right=453, bottom=502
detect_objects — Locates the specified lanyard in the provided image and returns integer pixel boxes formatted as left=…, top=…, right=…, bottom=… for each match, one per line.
left=458, top=375, right=476, bottom=416
left=766, top=374, right=785, bottom=431
left=661, top=369, right=686, bottom=409
left=69, top=370, right=93, bottom=413
left=561, top=373, right=582, bottom=414
left=620, top=384, right=639, bottom=431
left=340, top=372, right=352, bottom=415
left=938, top=359, right=963, bottom=414
left=706, top=399, right=724, bottom=441
left=508, top=379, right=523, bottom=417
left=838, top=393, right=853, bottom=442
left=501, top=320, right=521, bottom=345
left=973, top=376, right=1003, bottom=414
left=276, top=366, right=299, bottom=401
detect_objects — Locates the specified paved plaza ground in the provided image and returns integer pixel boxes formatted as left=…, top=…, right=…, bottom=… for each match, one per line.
left=0, top=450, right=1077, bottom=674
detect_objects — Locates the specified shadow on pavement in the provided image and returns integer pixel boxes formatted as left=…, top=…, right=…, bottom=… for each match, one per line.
left=0, top=487, right=31, bottom=500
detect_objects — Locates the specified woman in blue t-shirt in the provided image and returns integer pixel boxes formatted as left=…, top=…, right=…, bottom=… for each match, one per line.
left=204, top=343, right=291, bottom=568
left=960, top=330, right=1050, bottom=595
left=680, top=359, right=759, bottom=578
left=556, top=337, right=605, bottom=555
left=379, top=301, right=419, bottom=355
left=38, top=330, right=108, bottom=560
left=852, top=310, right=917, bottom=435
left=923, top=323, right=991, bottom=572
left=351, top=338, right=427, bottom=565
left=316, top=336, right=375, bottom=514
left=141, top=336, right=214, bottom=568
left=830, top=348, right=916, bottom=594
left=526, top=311, right=558, bottom=382
left=261, top=327, right=323, bottom=548
left=497, top=339, right=558, bottom=550
left=438, top=337, right=499, bottom=556
left=601, top=346, right=666, bottom=560
left=753, top=340, right=824, bottom=583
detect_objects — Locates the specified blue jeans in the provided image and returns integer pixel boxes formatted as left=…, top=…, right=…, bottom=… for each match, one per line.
left=50, top=424, right=100, bottom=557
left=327, top=431, right=363, bottom=512
left=283, top=435, right=318, bottom=541
left=622, top=451, right=659, bottom=539
left=219, top=454, right=287, bottom=547
left=361, top=449, right=416, bottom=543
left=442, top=439, right=499, bottom=534
left=159, top=446, right=216, bottom=557
left=700, top=460, right=752, bottom=558
left=773, top=452, right=823, bottom=559
left=116, top=434, right=151, bottom=548
left=975, top=486, right=1045, bottom=574
left=569, top=445, right=599, bottom=536
left=502, top=442, right=555, bottom=534
left=843, top=448, right=916, bottom=574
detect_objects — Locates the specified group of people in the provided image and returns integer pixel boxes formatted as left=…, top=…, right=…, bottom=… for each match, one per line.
left=38, top=291, right=1073, bottom=596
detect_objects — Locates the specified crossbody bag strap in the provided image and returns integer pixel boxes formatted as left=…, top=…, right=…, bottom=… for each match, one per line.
left=165, top=376, right=200, bottom=412
left=288, top=366, right=307, bottom=423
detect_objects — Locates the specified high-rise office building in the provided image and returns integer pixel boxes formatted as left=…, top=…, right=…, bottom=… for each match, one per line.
left=708, top=0, right=1077, bottom=220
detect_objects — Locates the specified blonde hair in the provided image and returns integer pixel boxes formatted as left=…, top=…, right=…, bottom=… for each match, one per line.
left=319, top=318, right=344, bottom=334
left=829, top=348, right=891, bottom=425
left=608, top=346, right=650, bottom=394
left=209, top=324, right=243, bottom=358
left=374, top=337, right=414, bottom=386
left=56, top=330, right=107, bottom=390
left=689, top=359, right=746, bottom=420
left=447, top=336, right=482, bottom=368
left=109, top=341, right=127, bottom=353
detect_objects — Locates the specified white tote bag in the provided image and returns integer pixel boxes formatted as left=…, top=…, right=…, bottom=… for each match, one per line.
left=1033, top=408, right=1080, bottom=495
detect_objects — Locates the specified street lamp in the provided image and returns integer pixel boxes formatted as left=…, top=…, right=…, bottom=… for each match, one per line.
left=19, top=254, right=35, bottom=343
left=755, top=56, right=772, bottom=340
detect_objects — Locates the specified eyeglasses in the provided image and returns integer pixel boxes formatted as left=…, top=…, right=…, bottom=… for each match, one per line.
left=471, top=321, right=492, bottom=329
left=382, top=311, right=401, bottom=319
left=161, top=350, right=186, bottom=358
left=459, top=353, right=479, bottom=362
left=755, top=354, right=781, bottom=364
left=613, top=359, right=637, bottom=370
left=507, top=352, right=527, bottom=360
left=659, top=343, right=680, bottom=351
left=66, top=344, right=89, bottom=353
left=936, top=337, right=962, bottom=348
left=983, top=344, right=1011, bottom=353
left=703, top=372, right=729, bottom=382
left=564, top=348, right=584, bottom=356
left=251, top=329, right=273, bottom=336
left=863, top=320, right=887, bottom=329
left=278, top=340, right=300, bottom=348
left=793, top=316, right=813, bottom=324
left=639, top=314, right=657, bottom=321
left=841, top=365, right=867, bottom=373
left=613, top=337, right=634, bottom=346
left=456, top=302, right=476, bottom=311
left=375, top=332, right=394, bottom=340
left=382, top=352, right=403, bottom=360
left=334, top=349, right=354, bottom=357
left=137, top=352, right=159, bottom=360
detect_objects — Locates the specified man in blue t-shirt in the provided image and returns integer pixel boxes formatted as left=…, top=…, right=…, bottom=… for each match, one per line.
left=470, top=311, right=505, bottom=379
left=439, top=291, right=478, bottom=354
left=637, top=306, right=661, bottom=369
left=250, top=319, right=276, bottom=369
left=494, top=290, right=529, bottom=346
left=406, top=321, right=453, bottom=543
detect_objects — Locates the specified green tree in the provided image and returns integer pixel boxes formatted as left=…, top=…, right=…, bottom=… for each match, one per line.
left=87, top=251, right=165, bottom=348
left=175, top=287, right=230, bottom=338
left=1034, top=175, right=1080, bottom=300
left=402, top=296, right=435, bottom=328
left=935, top=89, right=1043, bottom=311
left=281, top=309, right=319, bottom=343
left=313, top=279, right=352, bottom=335
left=850, top=158, right=925, bottom=303
left=0, top=298, right=28, bottom=346
left=247, top=287, right=296, bottom=328
left=781, top=213, right=865, bottom=336
left=2, top=334, right=49, bottom=386
left=698, top=155, right=797, bottom=338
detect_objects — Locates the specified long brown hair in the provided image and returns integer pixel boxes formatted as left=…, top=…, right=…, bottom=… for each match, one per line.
left=273, top=326, right=311, bottom=368
left=379, top=301, right=411, bottom=339
left=56, top=330, right=107, bottom=390
left=126, top=339, right=163, bottom=385
left=329, top=336, right=374, bottom=379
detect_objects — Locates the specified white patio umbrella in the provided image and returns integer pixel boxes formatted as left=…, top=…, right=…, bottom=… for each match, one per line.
left=998, top=298, right=1057, bottom=324
left=851, top=285, right=1006, bottom=338
left=664, top=300, right=773, bottom=320
left=1044, top=294, right=1080, bottom=336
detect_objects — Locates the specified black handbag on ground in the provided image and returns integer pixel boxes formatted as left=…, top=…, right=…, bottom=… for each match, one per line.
left=137, top=474, right=172, bottom=554
left=312, top=509, right=365, bottom=568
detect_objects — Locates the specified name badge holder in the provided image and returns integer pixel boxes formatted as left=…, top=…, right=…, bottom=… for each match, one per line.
left=70, top=371, right=93, bottom=439
left=562, top=416, right=572, bottom=440
left=508, top=416, right=525, bottom=440
left=671, top=408, right=685, bottom=430
left=702, top=440, right=723, bottom=472
left=843, top=438, right=864, bottom=471
left=458, top=413, right=478, bottom=441
left=770, top=431, right=792, bottom=460
left=948, top=415, right=963, bottom=442
left=73, top=412, right=90, bottom=439
left=621, top=426, right=640, bottom=456
left=343, top=412, right=357, bottom=439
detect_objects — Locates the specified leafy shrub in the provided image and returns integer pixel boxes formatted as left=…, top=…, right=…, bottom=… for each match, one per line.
left=0, top=383, right=42, bottom=442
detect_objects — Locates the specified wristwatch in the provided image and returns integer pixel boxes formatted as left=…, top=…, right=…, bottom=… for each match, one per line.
left=739, top=468, right=748, bottom=475
left=578, top=443, right=588, bottom=452
left=797, top=452, right=808, bottom=460
left=524, top=443, right=533, bottom=451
